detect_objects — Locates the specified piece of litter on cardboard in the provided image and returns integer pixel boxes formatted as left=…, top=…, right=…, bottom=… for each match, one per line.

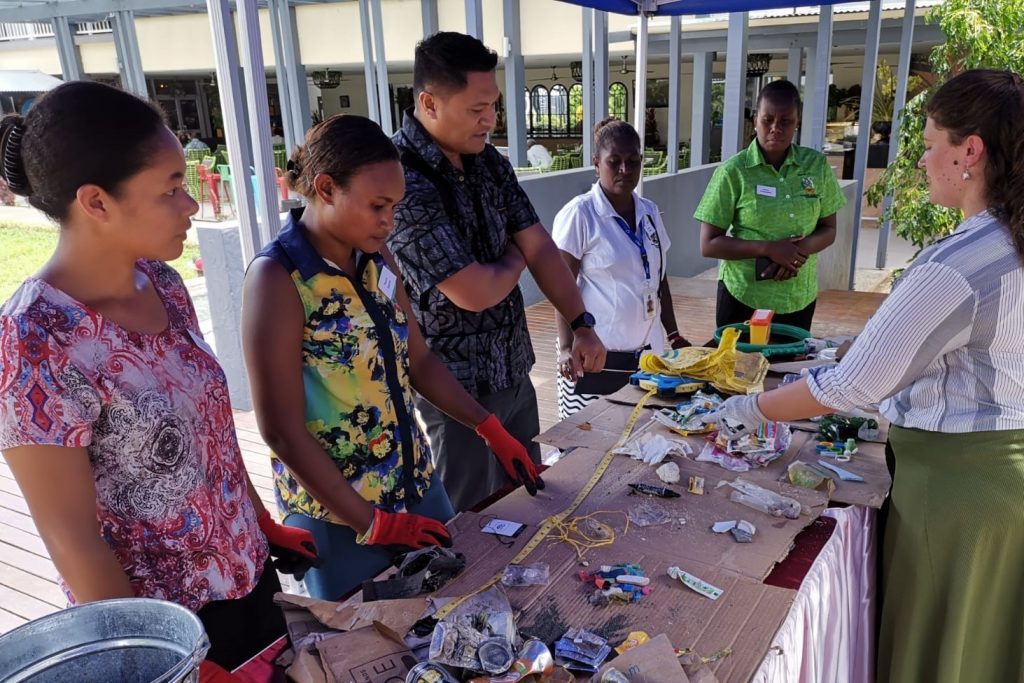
left=711, top=520, right=737, bottom=534
left=656, top=461, right=681, bottom=484
left=667, top=566, right=724, bottom=600
left=688, top=475, right=705, bottom=495
left=731, top=520, right=756, bottom=543
left=577, top=422, right=593, bottom=431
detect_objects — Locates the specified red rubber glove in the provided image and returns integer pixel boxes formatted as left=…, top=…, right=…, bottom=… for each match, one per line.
left=200, top=660, right=241, bottom=682
left=365, top=507, right=452, bottom=550
left=475, top=414, right=545, bottom=496
left=257, top=509, right=321, bottom=580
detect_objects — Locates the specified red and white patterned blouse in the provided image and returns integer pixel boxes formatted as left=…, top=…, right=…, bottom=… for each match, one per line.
left=0, top=260, right=267, bottom=612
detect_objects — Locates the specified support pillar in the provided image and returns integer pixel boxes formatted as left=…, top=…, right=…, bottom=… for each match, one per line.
left=722, top=12, right=748, bottom=159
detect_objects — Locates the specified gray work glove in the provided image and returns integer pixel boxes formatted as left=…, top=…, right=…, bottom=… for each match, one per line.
left=711, top=394, right=768, bottom=440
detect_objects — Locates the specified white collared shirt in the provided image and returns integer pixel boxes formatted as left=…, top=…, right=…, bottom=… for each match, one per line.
left=553, top=182, right=672, bottom=353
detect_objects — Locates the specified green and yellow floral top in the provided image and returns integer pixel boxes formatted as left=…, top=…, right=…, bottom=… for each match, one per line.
left=694, top=140, right=846, bottom=313
left=258, top=210, right=433, bottom=521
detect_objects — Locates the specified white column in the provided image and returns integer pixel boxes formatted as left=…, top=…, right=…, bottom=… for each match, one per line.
left=111, top=11, right=147, bottom=97
left=594, top=10, right=609, bottom=120
left=877, top=0, right=917, bottom=268
left=667, top=16, right=682, bottom=173
left=801, top=7, right=833, bottom=150
left=722, top=12, right=749, bottom=159
left=268, top=0, right=296, bottom=152
left=465, top=0, right=483, bottom=39
left=690, top=51, right=713, bottom=167
left=207, top=0, right=262, bottom=261
left=786, top=45, right=802, bottom=86
left=848, top=0, right=883, bottom=288
left=633, top=12, right=649, bottom=194
left=371, top=0, right=393, bottom=134
left=503, top=0, right=527, bottom=167
left=358, top=0, right=380, bottom=123
left=236, top=0, right=281, bottom=243
left=582, top=10, right=595, bottom=161
left=53, top=16, right=83, bottom=81
left=273, top=0, right=310, bottom=150
left=421, top=0, right=439, bottom=37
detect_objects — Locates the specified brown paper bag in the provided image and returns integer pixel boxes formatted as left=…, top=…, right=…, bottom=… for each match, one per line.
left=315, top=625, right=417, bottom=683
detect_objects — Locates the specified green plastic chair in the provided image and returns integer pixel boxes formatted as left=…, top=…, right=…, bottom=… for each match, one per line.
left=185, top=148, right=206, bottom=164
left=273, top=148, right=287, bottom=171
left=184, top=161, right=201, bottom=203
left=568, top=153, right=583, bottom=169
left=642, top=157, right=668, bottom=177
left=546, top=154, right=573, bottom=172
left=217, top=164, right=237, bottom=217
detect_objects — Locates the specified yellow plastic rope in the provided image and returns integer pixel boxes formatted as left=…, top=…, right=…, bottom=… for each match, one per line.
left=547, top=510, right=630, bottom=561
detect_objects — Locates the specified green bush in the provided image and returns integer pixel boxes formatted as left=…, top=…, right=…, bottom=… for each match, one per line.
left=867, top=0, right=1024, bottom=255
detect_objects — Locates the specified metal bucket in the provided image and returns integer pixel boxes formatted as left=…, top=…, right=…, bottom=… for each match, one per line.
left=0, top=598, right=210, bottom=683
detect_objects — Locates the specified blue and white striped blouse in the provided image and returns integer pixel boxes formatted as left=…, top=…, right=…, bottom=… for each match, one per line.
left=807, top=210, right=1024, bottom=433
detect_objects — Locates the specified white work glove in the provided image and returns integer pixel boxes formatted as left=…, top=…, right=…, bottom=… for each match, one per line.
left=711, top=394, right=768, bottom=440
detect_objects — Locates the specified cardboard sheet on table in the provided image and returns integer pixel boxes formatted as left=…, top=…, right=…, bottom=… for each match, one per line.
left=597, top=634, right=690, bottom=682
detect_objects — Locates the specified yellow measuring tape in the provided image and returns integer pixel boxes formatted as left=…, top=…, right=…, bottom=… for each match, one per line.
left=434, top=388, right=657, bottom=620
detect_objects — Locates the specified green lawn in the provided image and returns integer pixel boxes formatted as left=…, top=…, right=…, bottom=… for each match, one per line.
left=0, top=221, right=201, bottom=304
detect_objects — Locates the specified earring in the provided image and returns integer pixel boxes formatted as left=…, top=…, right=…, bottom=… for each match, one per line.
left=962, top=168, right=972, bottom=181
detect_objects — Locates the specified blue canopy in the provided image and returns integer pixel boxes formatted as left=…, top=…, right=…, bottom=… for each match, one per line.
left=557, top=0, right=839, bottom=15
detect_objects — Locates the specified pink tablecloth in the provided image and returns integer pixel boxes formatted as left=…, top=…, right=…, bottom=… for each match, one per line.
left=752, top=506, right=877, bottom=683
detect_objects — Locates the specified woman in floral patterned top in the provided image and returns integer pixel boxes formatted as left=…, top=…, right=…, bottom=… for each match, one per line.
left=241, top=114, right=544, bottom=600
left=0, top=82, right=318, bottom=681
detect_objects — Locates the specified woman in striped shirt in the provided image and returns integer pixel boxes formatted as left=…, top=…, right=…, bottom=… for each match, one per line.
left=715, top=69, right=1024, bottom=683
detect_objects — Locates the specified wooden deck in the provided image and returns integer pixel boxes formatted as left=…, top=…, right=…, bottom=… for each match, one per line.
left=0, top=281, right=886, bottom=634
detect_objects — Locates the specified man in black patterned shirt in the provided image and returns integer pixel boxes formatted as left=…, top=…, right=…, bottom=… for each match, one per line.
left=389, top=32, right=606, bottom=511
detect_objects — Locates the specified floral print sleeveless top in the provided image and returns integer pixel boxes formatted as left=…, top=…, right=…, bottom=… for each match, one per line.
left=258, top=212, right=433, bottom=521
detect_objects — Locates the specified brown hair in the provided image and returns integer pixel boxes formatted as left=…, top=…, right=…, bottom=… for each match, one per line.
left=592, top=117, right=640, bottom=163
left=286, top=114, right=398, bottom=198
left=926, top=69, right=1024, bottom=256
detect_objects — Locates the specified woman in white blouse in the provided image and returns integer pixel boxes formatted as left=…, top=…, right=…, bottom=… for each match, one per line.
left=552, top=118, right=690, bottom=418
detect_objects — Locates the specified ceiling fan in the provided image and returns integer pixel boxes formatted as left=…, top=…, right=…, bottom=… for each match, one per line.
left=529, top=66, right=561, bottom=83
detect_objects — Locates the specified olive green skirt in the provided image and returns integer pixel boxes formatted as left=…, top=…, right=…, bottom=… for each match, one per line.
left=880, top=426, right=1024, bottom=683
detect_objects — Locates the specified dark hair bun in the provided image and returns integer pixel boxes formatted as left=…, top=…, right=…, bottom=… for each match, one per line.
left=0, top=115, right=31, bottom=196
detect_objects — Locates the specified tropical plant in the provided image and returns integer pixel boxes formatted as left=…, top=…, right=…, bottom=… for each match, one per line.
left=866, top=0, right=1024, bottom=255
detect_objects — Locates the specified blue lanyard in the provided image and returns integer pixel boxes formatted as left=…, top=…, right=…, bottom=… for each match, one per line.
left=612, top=214, right=653, bottom=281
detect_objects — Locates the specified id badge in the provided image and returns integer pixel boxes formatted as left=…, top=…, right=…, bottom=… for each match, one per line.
left=643, top=289, right=657, bottom=320
left=378, top=265, right=398, bottom=301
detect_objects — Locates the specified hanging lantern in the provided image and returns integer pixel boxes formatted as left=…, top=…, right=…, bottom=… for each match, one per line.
left=570, top=61, right=583, bottom=83
left=746, top=54, right=772, bottom=78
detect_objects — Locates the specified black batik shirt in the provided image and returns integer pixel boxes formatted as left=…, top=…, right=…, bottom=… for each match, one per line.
left=390, top=111, right=539, bottom=397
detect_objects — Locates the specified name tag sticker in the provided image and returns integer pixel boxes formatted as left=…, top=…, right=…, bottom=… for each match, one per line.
left=756, top=184, right=777, bottom=198
left=378, top=265, right=398, bottom=301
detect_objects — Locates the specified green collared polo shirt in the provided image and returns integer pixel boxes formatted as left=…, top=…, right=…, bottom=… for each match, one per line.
left=694, top=140, right=846, bottom=313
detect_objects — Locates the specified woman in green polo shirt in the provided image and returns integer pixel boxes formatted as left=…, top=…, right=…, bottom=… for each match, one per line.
left=695, top=79, right=846, bottom=332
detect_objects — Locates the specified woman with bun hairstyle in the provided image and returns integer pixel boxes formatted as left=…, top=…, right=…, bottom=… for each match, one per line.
left=0, top=81, right=318, bottom=682
left=241, top=114, right=543, bottom=601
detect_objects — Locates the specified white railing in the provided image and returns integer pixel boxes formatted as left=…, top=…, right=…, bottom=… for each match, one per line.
left=0, top=19, right=111, bottom=42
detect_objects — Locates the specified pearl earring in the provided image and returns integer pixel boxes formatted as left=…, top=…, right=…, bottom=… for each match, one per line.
left=962, top=168, right=972, bottom=181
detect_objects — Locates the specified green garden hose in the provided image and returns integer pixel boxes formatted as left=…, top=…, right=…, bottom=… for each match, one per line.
left=712, top=322, right=812, bottom=358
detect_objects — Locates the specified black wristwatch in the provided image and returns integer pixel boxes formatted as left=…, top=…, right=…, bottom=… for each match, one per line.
left=570, top=311, right=596, bottom=331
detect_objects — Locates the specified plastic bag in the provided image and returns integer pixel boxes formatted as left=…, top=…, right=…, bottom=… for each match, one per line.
left=787, top=460, right=826, bottom=489
left=640, top=327, right=769, bottom=395
left=727, top=479, right=803, bottom=519
left=501, top=563, right=550, bottom=587
left=628, top=500, right=673, bottom=527
left=429, top=585, right=518, bottom=673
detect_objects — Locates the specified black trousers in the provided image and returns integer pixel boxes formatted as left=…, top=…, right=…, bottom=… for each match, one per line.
left=197, top=558, right=287, bottom=671
left=715, top=280, right=817, bottom=333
